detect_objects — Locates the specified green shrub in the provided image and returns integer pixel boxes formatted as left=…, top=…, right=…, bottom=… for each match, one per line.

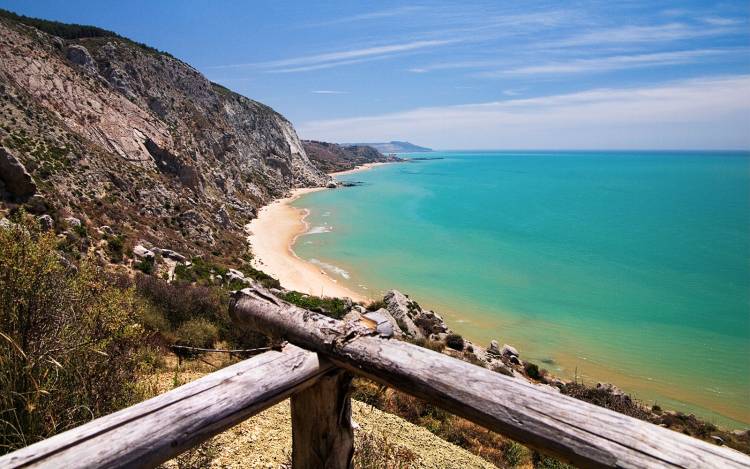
left=0, top=215, right=147, bottom=453
left=445, top=333, right=464, bottom=351
left=140, top=301, right=171, bottom=334
left=524, top=362, right=542, bottom=380
left=280, top=291, right=349, bottom=319
left=135, top=274, right=227, bottom=327
left=134, top=256, right=155, bottom=274
left=175, top=319, right=218, bottom=349
left=72, top=223, right=88, bottom=238
left=533, top=452, right=575, bottom=469
left=504, top=441, right=528, bottom=467
left=240, top=265, right=281, bottom=289
left=107, top=235, right=125, bottom=262
left=366, top=299, right=386, bottom=311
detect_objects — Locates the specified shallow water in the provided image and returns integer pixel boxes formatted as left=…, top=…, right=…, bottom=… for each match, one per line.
left=292, top=151, right=750, bottom=428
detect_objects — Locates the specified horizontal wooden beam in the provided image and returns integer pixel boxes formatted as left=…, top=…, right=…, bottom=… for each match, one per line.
left=0, top=344, right=333, bottom=468
left=230, top=286, right=750, bottom=469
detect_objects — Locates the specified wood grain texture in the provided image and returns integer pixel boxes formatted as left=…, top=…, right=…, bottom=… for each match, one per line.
left=230, top=286, right=750, bottom=469
left=292, top=370, right=354, bottom=469
left=0, top=344, right=333, bottom=469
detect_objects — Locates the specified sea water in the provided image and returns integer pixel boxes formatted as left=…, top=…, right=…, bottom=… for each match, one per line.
left=292, top=151, right=750, bottom=428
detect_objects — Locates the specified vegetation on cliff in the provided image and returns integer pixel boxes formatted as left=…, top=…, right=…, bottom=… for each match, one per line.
left=302, top=139, right=402, bottom=173
left=0, top=214, right=154, bottom=452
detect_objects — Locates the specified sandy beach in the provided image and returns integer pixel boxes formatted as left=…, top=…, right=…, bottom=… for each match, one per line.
left=245, top=188, right=369, bottom=302
left=329, top=161, right=392, bottom=177
left=245, top=163, right=396, bottom=302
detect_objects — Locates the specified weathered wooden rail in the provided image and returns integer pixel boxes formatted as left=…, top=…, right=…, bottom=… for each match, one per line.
left=1, top=286, right=748, bottom=469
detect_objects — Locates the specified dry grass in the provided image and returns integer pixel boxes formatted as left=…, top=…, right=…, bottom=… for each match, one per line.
left=0, top=213, right=153, bottom=454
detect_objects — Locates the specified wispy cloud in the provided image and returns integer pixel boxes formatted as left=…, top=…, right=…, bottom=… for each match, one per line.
left=305, top=6, right=424, bottom=27
left=482, top=49, right=735, bottom=76
left=299, top=75, right=750, bottom=150
left=552, top=23, right=736, bottom=47
left=312, top=90, right=349, bottom=94
left=408, top=60, right=501, bottom=73
left=703, top=16, right=743, bottom=26
left=209, top=39, right=459, bottom=73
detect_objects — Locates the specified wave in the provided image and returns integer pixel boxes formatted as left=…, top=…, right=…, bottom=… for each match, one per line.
left=309, top=258, right=350, bottom=279
left=306, top=225, right=332, bottom=234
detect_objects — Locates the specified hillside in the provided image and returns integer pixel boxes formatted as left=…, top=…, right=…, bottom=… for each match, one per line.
left=347, top=140, right=433, bottom=153
left=302, top=139, right=401, bottom=173
left=0, top=11, right=328, bottom=262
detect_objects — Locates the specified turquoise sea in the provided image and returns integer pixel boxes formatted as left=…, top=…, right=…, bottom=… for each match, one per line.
left=292, top=151, right=750, bottom=428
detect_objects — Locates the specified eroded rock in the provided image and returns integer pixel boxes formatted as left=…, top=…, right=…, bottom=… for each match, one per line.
left=0, top=146, right=36, bottom=200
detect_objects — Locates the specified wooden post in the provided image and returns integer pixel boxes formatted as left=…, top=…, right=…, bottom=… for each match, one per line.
left=291, top=370, right=354, bottom=469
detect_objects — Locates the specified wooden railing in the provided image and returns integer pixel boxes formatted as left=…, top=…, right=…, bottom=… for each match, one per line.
left=1, top=286, right=749, bottom=469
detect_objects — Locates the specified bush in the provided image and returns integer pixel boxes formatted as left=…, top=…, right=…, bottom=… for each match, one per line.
left=107, top=235, right=125, bottom=262
left=504, top=441, right=528, bottom=467
left=135, top=274, right=227, bottom=327
left=524, top=362, right=542, bottom=380
left=409, top=337, right=445, bottom=353
left=366, top=299, right=386, bottom=311
left=134, top=256, right=155, bottom=274
left=445, top=333, right=464, bottom=351
left=280, top=291, right=349, bottom=319
left=560, top=382, right=649, bottom=419
left=240, top=265, right=281, bottom=290
left=0, top=215, right=147, bottom=453
left=175, top=319, right=218, bottom=349
left=533, top=452, right=575, bottom=469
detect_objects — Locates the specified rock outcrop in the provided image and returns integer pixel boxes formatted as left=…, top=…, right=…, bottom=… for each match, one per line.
left=0, top=146, right=36, bottom=200
left=301, top=140, right=401, bottom=173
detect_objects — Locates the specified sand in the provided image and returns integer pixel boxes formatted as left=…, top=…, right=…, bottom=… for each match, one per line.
left=245, top=187, right=369, bottom=302
left=245, top=163, right=397, bottom=302
left=329, top=161, right=392, bottom=177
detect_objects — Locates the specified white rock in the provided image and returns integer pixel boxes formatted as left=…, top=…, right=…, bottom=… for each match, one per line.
left=501, top=344, right=519, bottom=357
left=133, top=245, right=155, bottom=259
left=63, top=216, right=81, bottom=227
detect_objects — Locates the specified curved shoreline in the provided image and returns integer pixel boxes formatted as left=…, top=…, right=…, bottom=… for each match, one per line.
left=244, top=163, right=393, bottom=302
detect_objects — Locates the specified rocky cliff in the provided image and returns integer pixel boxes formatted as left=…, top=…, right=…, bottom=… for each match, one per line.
left=301, top=140, right=400, bottom=173
left=0, top=12, right=329, bottom=258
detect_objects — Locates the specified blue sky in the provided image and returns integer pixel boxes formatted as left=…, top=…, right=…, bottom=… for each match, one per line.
left=2, top=0, right=749, bottom=149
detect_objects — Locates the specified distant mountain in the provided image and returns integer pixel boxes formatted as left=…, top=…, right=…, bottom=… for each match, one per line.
left=346, top=141, right=432, bottom=153
left=301, top=140, right=401, bottom=173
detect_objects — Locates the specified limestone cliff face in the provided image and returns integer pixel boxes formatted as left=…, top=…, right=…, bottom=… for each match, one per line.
left=0, top=16, right=329, bottom=254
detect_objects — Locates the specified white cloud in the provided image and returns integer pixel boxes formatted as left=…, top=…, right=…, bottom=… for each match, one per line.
left=483, top=49, right=733, bottom=76
left=298, top=75, right=750, bottom=150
